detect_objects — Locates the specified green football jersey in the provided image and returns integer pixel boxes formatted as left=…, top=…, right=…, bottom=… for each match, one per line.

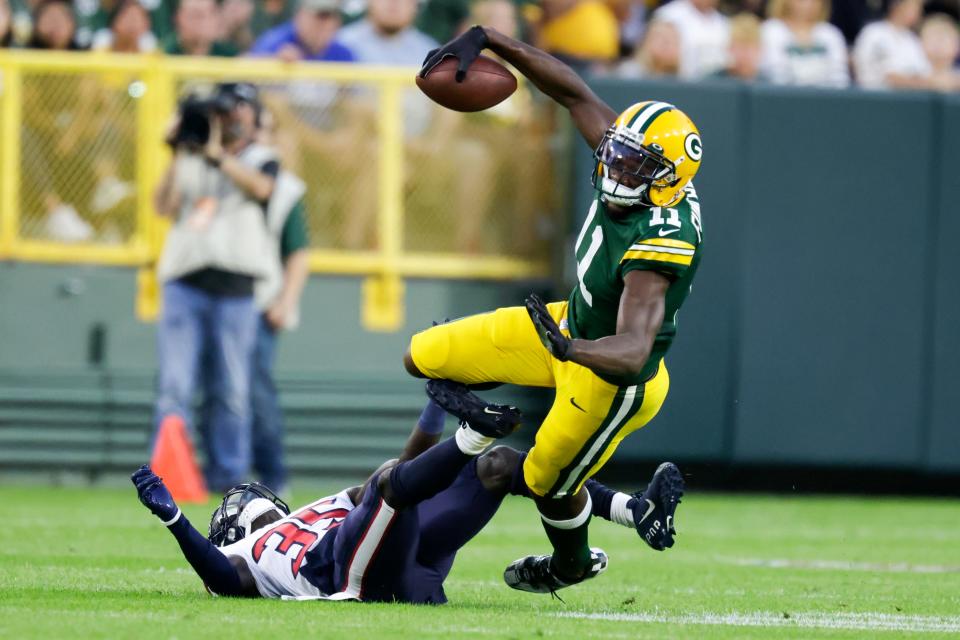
left=566, top=184, right=704, bottom=384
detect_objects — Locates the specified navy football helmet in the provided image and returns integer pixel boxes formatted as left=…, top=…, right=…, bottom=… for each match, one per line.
left=208, top=482, right=290, bottom=547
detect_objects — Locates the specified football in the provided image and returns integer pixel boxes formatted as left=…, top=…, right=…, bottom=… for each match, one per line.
left=416, top=55, right=518, bottom=113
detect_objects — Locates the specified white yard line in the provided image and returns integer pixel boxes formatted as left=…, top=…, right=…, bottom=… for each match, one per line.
left=717, top=556, right=960, bottom=574
left=558, top=611, right=960, bottom=634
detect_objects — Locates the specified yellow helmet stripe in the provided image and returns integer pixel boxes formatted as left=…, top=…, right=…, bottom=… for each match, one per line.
left=627, top=101, right=674, bottom=132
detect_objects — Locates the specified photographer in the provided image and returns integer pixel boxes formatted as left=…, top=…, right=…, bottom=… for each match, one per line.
left=152, top=82, right=278, bottom=492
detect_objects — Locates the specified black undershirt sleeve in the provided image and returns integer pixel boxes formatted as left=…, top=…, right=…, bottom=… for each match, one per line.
left=166, top=515, right=248, bottom=597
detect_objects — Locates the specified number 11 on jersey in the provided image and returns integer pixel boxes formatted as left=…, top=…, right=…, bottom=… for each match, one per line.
left=575, top=201, right=602, bottom=307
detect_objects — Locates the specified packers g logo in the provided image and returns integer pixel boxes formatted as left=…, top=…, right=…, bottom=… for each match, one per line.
left=684, top=133, right=703, bottom=162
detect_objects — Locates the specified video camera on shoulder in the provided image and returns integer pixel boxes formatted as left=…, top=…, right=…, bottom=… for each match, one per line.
left=172, top=83, right=261, bottom=148
left=172, top=92, right=235, bottom=148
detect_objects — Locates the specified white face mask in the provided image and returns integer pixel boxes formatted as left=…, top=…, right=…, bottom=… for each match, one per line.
left=599, top=166, right=648, bottom=206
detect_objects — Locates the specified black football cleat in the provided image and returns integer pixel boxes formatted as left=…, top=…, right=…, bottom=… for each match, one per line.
left=504, top=548, right=608, bottom=594
left=425, top=379, right=521, bottom=438
left=631, top=462, right=685, bottom=551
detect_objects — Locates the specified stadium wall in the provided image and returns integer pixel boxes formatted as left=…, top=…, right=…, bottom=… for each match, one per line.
left=0, top=263, right=549, bottom=481
left=574, top=81, right=960, bottom=477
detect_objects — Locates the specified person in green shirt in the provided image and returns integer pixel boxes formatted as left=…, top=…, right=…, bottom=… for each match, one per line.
left=74, top=0, right=173, bottom=49
left=161, top=0, right=237, bottom=56
left=246, top=197, right=309, bottom=495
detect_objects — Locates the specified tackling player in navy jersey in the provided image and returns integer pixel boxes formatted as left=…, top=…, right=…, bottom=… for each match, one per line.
left=133, top=382, right=682, bottom=601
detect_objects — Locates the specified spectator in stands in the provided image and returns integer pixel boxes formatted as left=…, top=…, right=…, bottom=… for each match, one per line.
left=152, top=82, right=277, bottom=491
left=336, top=0, right=437, bottom=64
left=0, top=0, right=12, bottom=47
left=853, top=0, right=931, bottom=89
left=91, top=0, right=157, bottom=53
left=162, top=0, right=237, bottom=56
left=537, top=0, right=620, bottom=69
left=715, top=12, right=765, bottom=81
left=655, top=0, right=730, bottom=79
left=75, top=0, right=174, bottom=50
left=252, top=0, right=296, bottom=41
left=760, top=0, right=849, bottom=87
left=8, top=0, right=34, bottom=47
left=614, top=19, right=681, bottom=78
left=220, top=0, right=255, bottom=52
left=921, top=14, right=960, bottom=91
left=27, top=0, right=83, bottom=50
left=249, top=0, right=353, bottom=62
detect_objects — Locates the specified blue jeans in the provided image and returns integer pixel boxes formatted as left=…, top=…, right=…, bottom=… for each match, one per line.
left=154, top=280, right=258, bottom=491
left=250, top=315, right=287, bottom=490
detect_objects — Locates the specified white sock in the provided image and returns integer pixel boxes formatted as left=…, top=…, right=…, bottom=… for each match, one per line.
left=455, top=423, right=494, bottom=455
left=610, top=493, right=635, bottom=528
left=540, top=492, right=593, bottom=529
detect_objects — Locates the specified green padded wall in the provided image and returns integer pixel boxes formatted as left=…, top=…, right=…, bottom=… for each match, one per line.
left=733, top=88, right=935, bottom=467
left=0, top=264, right=543, bottom=480
left=926, top=95, right=960, bottom=472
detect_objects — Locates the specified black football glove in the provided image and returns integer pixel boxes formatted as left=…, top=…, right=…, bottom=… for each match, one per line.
left=525, top=294, right=571, bottom=361
left=131, top=465, right=180, bottom=524
left=419, top=25, right=489, bottom=83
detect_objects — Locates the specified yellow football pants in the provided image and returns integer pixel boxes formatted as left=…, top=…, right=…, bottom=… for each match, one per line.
left=408, top=301, right=670, bottom=497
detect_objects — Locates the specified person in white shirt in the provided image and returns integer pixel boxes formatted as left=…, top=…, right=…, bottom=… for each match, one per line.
left=654, top=0, right=730, bottom=79
left=920, top=14, right=960, bottom=92
left=853, top=0, right=932, bottom=89
left=761, top=0, right=850, bottom=87
left=614, top=19, right=682, bottom=79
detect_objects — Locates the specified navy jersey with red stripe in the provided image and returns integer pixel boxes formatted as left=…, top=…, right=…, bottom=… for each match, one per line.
left=219, top=490, right=354, bottom=598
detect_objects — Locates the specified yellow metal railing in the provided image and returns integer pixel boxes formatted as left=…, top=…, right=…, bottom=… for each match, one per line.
left=0, top=51, right=557, bottom=330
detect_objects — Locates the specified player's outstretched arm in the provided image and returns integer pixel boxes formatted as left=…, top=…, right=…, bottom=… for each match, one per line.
left=131, top=466, right=256, bottom=597
left=527, top=270, right=668, bottom=379
left=419, top=26, right=617, bottom=149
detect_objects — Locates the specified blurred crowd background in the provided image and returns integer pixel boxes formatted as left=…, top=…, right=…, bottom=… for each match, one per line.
left=3, top=0, right=957, bottom=253
left=1, top=0, right=958, bottom=90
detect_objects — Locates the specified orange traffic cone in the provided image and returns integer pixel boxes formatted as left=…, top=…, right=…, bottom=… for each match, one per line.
left=151, top=415, right=209, bottom=503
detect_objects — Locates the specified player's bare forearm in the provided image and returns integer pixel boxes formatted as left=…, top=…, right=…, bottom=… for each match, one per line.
left=567, top=334, right=653, bottom=379
left=568, top=270, right=668, bottom=379
left=279, top=249, right=309, bottom=309
left=483, top=28, right=617, bottom=148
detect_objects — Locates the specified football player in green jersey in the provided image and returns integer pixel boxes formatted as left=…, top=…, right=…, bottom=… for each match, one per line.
left=408, top=26, right=703, bottom=594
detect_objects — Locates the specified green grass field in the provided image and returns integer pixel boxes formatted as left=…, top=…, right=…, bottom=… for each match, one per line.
left=1, top=485, right=959, bottom=639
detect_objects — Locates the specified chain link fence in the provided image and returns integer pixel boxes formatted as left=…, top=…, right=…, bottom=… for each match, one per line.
left=0, top=52, right=564, bottom=271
